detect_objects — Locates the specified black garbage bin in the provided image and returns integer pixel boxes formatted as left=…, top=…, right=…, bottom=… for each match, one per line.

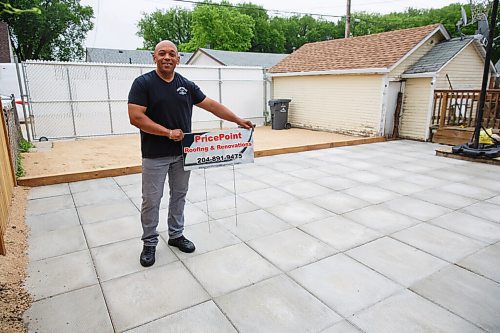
left=268, top=99, right=291, bottom=130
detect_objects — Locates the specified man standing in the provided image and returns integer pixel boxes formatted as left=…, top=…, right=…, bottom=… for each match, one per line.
left=128, top=40, right=253, bottom=267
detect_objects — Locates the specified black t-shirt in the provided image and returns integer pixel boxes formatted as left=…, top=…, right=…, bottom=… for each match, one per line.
left=128, top=70, right=206, bottom=158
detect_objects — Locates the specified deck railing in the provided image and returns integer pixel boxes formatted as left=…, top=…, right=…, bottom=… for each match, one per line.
left=432, top=90, right=500, bottom=129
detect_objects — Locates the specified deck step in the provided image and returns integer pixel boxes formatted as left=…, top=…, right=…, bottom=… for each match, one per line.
left=432, top=127, right=474, bottom=146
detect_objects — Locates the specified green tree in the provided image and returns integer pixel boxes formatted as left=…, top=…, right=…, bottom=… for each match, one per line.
left=0, top=0, right=93, bottom=61
left=137, top=7, right=192, bottom=50
left=180, top=1, right=254, bottom=52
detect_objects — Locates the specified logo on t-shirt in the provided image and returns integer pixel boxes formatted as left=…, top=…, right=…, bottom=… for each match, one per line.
left=177, top=87, right=188, bottom=95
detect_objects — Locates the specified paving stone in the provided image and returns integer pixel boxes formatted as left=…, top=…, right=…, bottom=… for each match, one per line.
left=28, top=183, right=70, bottom=200
left=313, top=175, right=360, bottom=190
left=26, top=250, right=97, bottom=301
left=114, top=173, right=142, bottom=186
left=346, top=237, right=448, bottom=286
left=102, top=262, right=209, bottom=332
left=26, top=208, right=79, bottom=235
left=411, top=265, right=500, bottom=332
left=125, top=301, right=237, bottom=333
left=120, top=184, right=142, bottom=198
left=218, top=178, right=270, bottom=194
left=321, top=321, right=362, bottom=333
left=288, top=168, right=330, bottom=180
left=458, top=243, right=500, bottom=283
left=343, top=205, right=420, bottom=235
left=216, top=274, right=342, bottom=333
left=194, top=195, right=258, bottom=220
left=290, top=254, right=401, bottom=316
left=265, top=200, right=333, bottom=227
left=91, top=238, right=176, bottom=282
left=28, top=225, right=87, bottom=261
left=77, top=199, right=139, bottom=224
left=400, top=174, right=449, bottom=189
left=280, top=181, right=332, bottom=199
left=184, top=243, right=280, bottom=297
left=382, top=197, right=452, bottom=221
left=440, top=182, right=496, bottom=200
left=307, top=192, right=371, bottom=214
left=160, top=221, right=241, bottom=259
left=216, top=209, right=291, bottom=241
left=487, top=195, right=500, bottom=205
left=257, top=171, right=303, bottom=187
left=266, top=161, right=307, bottom=173
left=343, top=171, right=384, bottom=184
left=393, top=223, right=486, bottom=262
left=430, top=211, right=500, bottom=244
left=462, top=177, right=500, bottom=193
left=352, top=290, right=483, bottom=333
left=460, top=201, right=500, bottom=224
left=24, top=285, right=113, bottom=333
left=343, top=185, right=401, bottom=204
left=186, top=183, right=233, bottom=203
left=240, top=188, right=298, bottom=209
left=26, top=194, right=75, bottom=216
left=316, top=164, right=353, bottom=176
left=248, top=228, right=337, bottom=271
left=69, top=177, right=119, bottom=193
left=233, top=165, right=275, bottom=178
left=369, top=166, right=412, bottom=179
left=300, top=216, right=381, bottom=251
left=83, top=213, right=141, bottom=248
left=376, top=180, right=427, bottom=195
left=73, top=188, right=128, bottom=207
left=411, top=189, right=478, bottom=210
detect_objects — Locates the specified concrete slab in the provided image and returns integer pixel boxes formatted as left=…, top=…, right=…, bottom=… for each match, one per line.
left=83, top=213, right=141, bottom=248
left=307, top=192, right=371, bottom=214
left=346, top=237, right=448, bottom=286
left=218, top=178, right=271, bottom=194
left=216, top=209, right=291, bottom=241
left=313, top=175, right=360, bottom=190
left=343, top=205, right=420, bottom=235
left=382, top=197, right=452, bottom=221
left=316, top=164, right=353, bottom=176
left=194, top=195, right=258, bottom=220
left=343, top=170, right=384, bottom=184
left=27, top=183, right=70, bottom=200
left=487, top=195, right=500, bottom=205
left=410, top=189, right=478, bottom=210
left=321, top=321, right=361, bottom=333
left=460, top=201, right=500, bottom=224
left=430, top=211, right=500, bottom=244
left=290, top=254, right=402, bottom=316
left=26, top=194, right=75, bottom=216
left=102, top=262, right=209, bottom=332
left=343, top=185, right=401, bottom=204
left=239, top=187, right=298, bottom=209
left=393, top=223, right=487, bottom=262
left=376, top=179, right=427, bottom=195
left=26, top=207, right=79, bottom=235
left=91, top=238, right=177, bottom=282
left=24, top=285, right=113, bottom=333
left=280, top=181, right=332, bottom=199
left=440, top=182, right=497, bottom=200
left=256, top=171, right=303, bottom=187
left=458, top=242, right=500, bottom=283
left=160, top=221, right=241, bottom=259
left=186, top=183, right=233, bottom=203
left=69, top=177, right=119, bottom=193
left=125, top=301, right=237, bottom=333
left=265, top=201, right=334, bottom=227
left=113, top=173, right=142, bottom=186
left=72, top=188, right=128, bottom=207
left=216, top=274, right=342, bottom=333
left=77, top=199, right=139, bottom=224
left=28, top=225, right=87, bottom=261
left=299, top=216, right=381, bottom=251
left=248, top=228, right=337, bottom=271
left=411, top=265, right=500, bottom=332
left=352, top=290, right=483, bottom=333
left=288, top=168, right=330, bottom=180
left=26, top=250, right=97, bottom=301
left=184, top=243, right=280, bottom=297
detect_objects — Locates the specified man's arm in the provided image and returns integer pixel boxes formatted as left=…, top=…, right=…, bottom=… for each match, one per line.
left=128, top=103, right=184, bottom=141
left=196, top=97, right=253, bottom=129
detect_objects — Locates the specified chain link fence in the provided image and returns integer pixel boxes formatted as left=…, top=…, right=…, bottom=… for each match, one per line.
left=22, top=61, right=268, bottom=140
left=1, top=95, right=21, bottom=175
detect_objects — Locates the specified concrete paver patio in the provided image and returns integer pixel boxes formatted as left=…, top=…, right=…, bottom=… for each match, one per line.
left=23, top=140, right=500, bottom=332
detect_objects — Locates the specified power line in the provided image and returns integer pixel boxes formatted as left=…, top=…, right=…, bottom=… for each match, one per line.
left=171, top=0, right=345, bottom=18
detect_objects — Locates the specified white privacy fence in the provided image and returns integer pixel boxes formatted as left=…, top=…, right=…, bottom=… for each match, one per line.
left=22, top=61, right=268, bottom=140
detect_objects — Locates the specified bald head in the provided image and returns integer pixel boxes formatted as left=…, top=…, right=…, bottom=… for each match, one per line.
left=154, top=40, right=178, bottom=54
left=153, top=40, right=180, bottom=79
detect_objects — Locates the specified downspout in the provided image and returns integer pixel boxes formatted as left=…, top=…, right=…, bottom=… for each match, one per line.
left=424, top=76, right=437, bottom=140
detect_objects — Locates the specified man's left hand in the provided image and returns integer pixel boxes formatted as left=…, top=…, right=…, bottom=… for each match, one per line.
left=237, top=119, right=254, bottom=129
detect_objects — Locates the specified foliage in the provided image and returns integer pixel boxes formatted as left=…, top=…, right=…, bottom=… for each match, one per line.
left=0, top=0, right=94, bottom=61
left=18, top=137, right=32, bottom=153
left=137, top=7, right=192, bottom=50
left=0, top=1, right=40, bottom=14
left=179, top=1, right=254, bottom=52
left=15, top=153, right=24, bottom=178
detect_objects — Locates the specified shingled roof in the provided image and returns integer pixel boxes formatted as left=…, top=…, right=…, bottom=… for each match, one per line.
left=187, top=48, right=288, bottom=68
left=269, top=24, right=448, bottom=74
left=85, top=48, right=193, bottom=64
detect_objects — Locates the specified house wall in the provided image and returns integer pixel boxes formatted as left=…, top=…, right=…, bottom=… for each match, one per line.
left=272, top=74, right=383, bottom=136
left=399, top=77, right=434, bottom=140
left=188, top=53, right=221, bottom=66
left=435, top=44, right=485, bottom=89
left=389, top=34, right=444, bottom=78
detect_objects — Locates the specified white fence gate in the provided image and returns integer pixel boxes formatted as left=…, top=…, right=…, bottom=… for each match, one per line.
left=22, top=61, right=268, bottom=140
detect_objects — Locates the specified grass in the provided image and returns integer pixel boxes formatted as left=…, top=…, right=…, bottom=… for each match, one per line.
left=16, top=138, right=33, bottom=178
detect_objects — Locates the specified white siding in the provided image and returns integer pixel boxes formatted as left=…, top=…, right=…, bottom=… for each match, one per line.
left=390, top=35, right=444, bottom=78
left=188, top=53, right=221, bottom=66
left=272, top=74, right=383, bottom=136
left=435, top=44, right=485, bottom=89
left=399, top=78, right=433, bottom=140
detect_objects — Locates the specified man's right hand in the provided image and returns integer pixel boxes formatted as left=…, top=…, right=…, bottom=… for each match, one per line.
left=168, top=129, right=184, bottom=141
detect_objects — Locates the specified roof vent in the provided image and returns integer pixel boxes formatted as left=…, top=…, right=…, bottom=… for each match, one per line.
left=118, top=50, right=124, bottom=53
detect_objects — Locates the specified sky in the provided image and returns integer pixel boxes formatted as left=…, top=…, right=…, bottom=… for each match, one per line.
left=80, top=0, right=467, bottom=50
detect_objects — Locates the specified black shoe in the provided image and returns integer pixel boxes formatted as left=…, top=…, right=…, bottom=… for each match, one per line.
left=168, top=235, right=195, bottom=253
left=140, top=245, right=156, bottom=267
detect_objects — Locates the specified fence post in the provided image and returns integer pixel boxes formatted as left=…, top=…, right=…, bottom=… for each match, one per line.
left=218, top=68, right=223, bottom=129
left=105, top=66, right=114, bottom=134
left=439, top=92, right=448, bottom=128
left=65, top=67, right=77, bottom=137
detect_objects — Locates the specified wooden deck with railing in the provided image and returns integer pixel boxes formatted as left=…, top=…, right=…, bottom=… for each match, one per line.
left=431, top=90, right=500, bottom=145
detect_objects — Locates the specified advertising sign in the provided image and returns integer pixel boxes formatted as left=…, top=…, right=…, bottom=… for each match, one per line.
left=182, top=128, right=254, bottom=170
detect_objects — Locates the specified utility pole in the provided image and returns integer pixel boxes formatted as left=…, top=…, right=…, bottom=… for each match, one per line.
left=345, top=0, right=351, bottom=38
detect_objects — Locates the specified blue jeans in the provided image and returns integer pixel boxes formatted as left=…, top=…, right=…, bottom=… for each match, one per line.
left=141, top=156, right=190, bottom=246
